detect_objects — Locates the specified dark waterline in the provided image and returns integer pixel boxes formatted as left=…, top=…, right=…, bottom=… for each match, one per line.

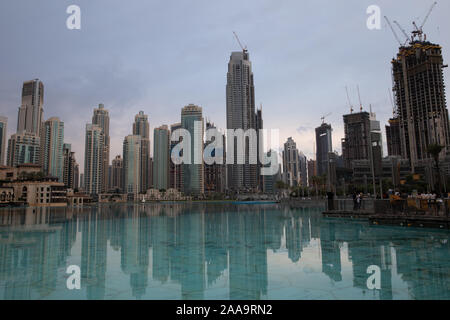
left=0, top=203, right=449, bottom=300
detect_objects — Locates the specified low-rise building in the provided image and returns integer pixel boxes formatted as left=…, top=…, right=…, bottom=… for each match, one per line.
left=4, top=177, right=67, bottom=207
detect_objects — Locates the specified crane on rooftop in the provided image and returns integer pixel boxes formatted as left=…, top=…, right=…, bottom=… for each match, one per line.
left=357, top=85, right=363, bottom=112
left=412, top=1, right=437, bottom=42
left=393, top=20, right=411, bottom=45
left=233, top=31, right=248, bottom=53
left=321, top=112, right=332, bottom=124
left=345, top=86, right=354, bottom=114
left=384, top=16, right=403, bottom=47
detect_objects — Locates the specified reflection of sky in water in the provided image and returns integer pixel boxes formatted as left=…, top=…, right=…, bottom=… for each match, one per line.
left=0, top=203, right=449, bottom=300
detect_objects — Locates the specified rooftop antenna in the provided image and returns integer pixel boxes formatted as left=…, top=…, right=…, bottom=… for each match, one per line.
left=345, top=86, right=354, bottom=114
left=233, top=31, right=247, bottom=53
left=412, top=1, right=437, bottom=42
left=357, top=85, right=363, bottom=112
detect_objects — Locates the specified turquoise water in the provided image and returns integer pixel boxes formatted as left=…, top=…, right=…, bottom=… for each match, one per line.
left=0, top=203, right=449, bottom=300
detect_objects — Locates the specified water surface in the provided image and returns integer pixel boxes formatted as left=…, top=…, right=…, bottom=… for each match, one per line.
left=0, top=203, right=449, bottom=300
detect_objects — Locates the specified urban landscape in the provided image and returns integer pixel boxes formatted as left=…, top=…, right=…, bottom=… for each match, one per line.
left=0, top=0, right=449, bottom=304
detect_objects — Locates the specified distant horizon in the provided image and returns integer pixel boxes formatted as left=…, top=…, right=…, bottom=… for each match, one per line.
left=1, top=0, right=449, bottom=173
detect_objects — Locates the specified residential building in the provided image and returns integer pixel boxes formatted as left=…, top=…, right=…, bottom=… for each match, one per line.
left=153, top=125, right=170, bottom=190
left=226, top=49, right=258, bottom=191
left=181, top=104, right=204, bottom=196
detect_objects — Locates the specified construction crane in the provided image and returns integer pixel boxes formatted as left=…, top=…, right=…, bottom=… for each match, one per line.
left=321, top=112, right=332, bottom=124
left=393, top=20, right=411, bottom=45
left=384, top=16, right=403, bottom=46
left=412, top=1, right=437, bottom=42
left=357, top=85, right=363, bottom=112
left=345, top=86, right=354, bottom=114
left=233, top=31, right=247, bottom=53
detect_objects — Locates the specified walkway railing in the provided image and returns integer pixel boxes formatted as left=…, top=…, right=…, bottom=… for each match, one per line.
left=327, top=198, right=450, bottom=218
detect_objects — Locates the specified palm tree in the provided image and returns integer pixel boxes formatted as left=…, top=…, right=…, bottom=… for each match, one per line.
left=427, top=143, right=444, bottom=195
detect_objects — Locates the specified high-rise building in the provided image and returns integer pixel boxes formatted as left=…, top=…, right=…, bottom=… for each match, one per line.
left=298, top=151, right=308, bottom=187
left=92, top=104, right=110, bottom=192
left=386, top=117, right=402, bottom=156
left=282, top=137, right=301, bottom=187
left=307, top=159, right=317, bottom=187
left=255, top=107, right=263, bottom=191
left=84, top=124, right=105, bottom=195
left=123, top=135, right=141, bottom=195
left=111, top=155, right=124, bottom=192
left=170, top=123, right=183, bottom=191
left=17, top=79, right=44, bottom=135
left=341, top=111, right=382, bottom=169
left=40, top=117, right=64, bottom=181
left=392, top=39, right=450, bottom=171
left=7, top=132, right=40, bottom=167
left=315, top=122, right=333, bottom=176
left=0, top=116, right=7, bottom=165
left=74, top=163, right=79, bottom=190
left=204, top=121, right=226, bottom=194
left=63, top=143, right=78, bottom=189
left=133, top=111, right=150, bottom=193
left=8, top=79, right=44, bottom=168
left=181, top=104, right=204, bottom=196
left=226, top=49, right=258, bottom=191
left=262, top=149, right=280, bottom=194
left=153, top=125, right=170, bottom=190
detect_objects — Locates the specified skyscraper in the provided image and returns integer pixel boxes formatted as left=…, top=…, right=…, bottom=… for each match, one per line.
left=170, top=123, right=183, bottom=191
left=153, top=125, right=170, bottom=190
left=84, top=124, right=105, bottom=195
left=391, top=39, right=449, bottom=171
left=307, top=160, right=317, bottom=187
left=123, top=135, right=141, bottom=195
left=0, top=116, right=7, bottom=165
left=111, top=155, right=124, bottom=192
left=226, top=49, right=258, bottom=191
left=8, top=79, right=44, bottom=167
left=92, top=104, right=110, bottom=192
left=315, top=122, right=333, bottom=176
left=63, top=143, right=78, bottom=189
left=133, top=111, right=150, bottom=193
left=298, top=151, right=308, bottom=187
left=40, top=117, right=64, bottom=181
left=17, top=79, right=44, bottom=135
left=386, top=118, right=401, bottom=157
left=7, top=132, right=40, bottom=166
left=181, top=104, right=204, bottom=196
left=282, top=137, right=301, bottom=187
left=341, top=111, right=382, bottom=170
left=204, top=121, right=226, bottom=194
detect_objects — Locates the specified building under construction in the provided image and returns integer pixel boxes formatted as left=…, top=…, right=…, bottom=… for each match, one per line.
left=391, top=40, right=450, bottom=172
left=385, top=117, right=402, bottom=157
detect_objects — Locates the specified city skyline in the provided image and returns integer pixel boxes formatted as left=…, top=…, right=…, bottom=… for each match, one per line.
left=2, top=1, right=450, bottom=173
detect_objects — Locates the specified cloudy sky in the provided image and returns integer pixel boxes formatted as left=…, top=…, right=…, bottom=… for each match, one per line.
left=1, top=0, right=449, bottom=172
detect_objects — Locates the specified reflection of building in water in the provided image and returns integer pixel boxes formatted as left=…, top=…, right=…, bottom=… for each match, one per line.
left=120, top=206, right=149, bottom=299
left=286, top=210, right=312, bottom=263
left=0, top=207, right=76, bottom=299
left=228, top=207, right=268, bottom=300
left=1, top=203, right=450, bottom=300
left=320, top=222, right=342, bottom=282
left=393, top=236, right=450, bottom=300
left=204, top=207, right=228, bottom=286
left=80, top=207, right=107, bottom=300
left=176, top=206, right=206, bottom=299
